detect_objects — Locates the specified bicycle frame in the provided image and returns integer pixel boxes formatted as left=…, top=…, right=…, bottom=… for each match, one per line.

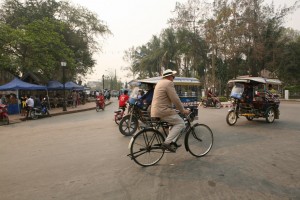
left=144, top=111, right=196, bottom=152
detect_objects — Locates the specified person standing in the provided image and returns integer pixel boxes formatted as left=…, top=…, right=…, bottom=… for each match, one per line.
left=0, top=94, right=7, bottom=105
left=107, top=90, right=111, bottom=101
left=34, top=95, right=41, bottom=107
left=151, top=69, right=190, bottom=152
left=20, top=95, right=27, bottom=116
left=25, top=96, right=34, bottom=119
left=72, top=90, right=77, bottom=108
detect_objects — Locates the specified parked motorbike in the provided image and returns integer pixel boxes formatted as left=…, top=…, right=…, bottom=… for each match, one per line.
left=96, top=95, right=105, bottom=112
left=114, top=106, right=126, bottom=125
left=29, top=99, right=50, bottom=120
left=0, top=104, right=9, bottom=125
left=202, top=96, right=221, bottom=109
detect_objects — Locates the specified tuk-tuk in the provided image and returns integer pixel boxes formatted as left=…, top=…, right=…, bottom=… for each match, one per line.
left=119, top=76, right=201, bottom=136
left=138, top=76, right=200, bottom=111
left=226, top=77, right=281, bottom=126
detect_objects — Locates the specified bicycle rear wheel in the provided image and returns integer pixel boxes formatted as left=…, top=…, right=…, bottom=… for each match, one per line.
left=130, top=129, right=165, bottom=167
left=186, top=123, right=213, bottom=157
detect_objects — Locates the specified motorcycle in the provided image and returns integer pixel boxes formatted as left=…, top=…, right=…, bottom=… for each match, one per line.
left=118, top=98, right=151, bottom=136
left=202, top=96, right=221, bottom=109
left=114, top=106, right=126, bottom=125
left=96, top=95, right=105, bottom=112
left=0, top=104, right=9, bottom=125
left=29, top=99, right=50, bottom=120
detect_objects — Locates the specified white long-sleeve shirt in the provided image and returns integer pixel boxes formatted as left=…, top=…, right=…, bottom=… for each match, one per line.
left=26, top=98, right=34, bottom=108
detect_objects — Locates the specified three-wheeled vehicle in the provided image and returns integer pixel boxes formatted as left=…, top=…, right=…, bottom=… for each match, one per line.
left=118, top=76, right=201, bottom=136
left=226, top=77, right=281, bottom=126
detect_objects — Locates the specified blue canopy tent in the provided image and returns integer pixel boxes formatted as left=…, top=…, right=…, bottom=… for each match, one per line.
left=47, top=80, right=64, bottom=90
left=0, top=77, right=47, bottom=114
left=0, top=77, right=47, bottom=91
left=64, top=81, right=84, bottom=90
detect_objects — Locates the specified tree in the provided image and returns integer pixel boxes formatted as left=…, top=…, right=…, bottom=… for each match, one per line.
left=123, top=0, right=300, bottom=90
left=0, top=0, right=111, bottom=81
left=278, top=31, right=300, bottom=85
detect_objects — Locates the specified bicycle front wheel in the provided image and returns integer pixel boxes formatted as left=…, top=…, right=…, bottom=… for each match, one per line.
left=186, top=123, right=213, bottom=157
left=130, top=129, right=165, bottom=167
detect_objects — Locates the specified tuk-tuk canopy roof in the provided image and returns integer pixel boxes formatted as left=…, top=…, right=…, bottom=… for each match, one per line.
left=266, top=78, right=282, bottom=85
left=228, top=77, right=282, bottom=85
left=138, top=76, right=200, bottom=86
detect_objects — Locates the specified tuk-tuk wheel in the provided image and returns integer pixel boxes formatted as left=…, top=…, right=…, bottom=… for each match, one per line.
left=246, top=116, right=254, bottom=121
left=226, top=111, right=238, bottom=126
left=266, top=108, right=275, bottom=123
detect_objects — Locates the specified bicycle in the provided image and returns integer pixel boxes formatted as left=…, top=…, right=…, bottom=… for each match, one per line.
left=127, top=109, right=214, bottom=167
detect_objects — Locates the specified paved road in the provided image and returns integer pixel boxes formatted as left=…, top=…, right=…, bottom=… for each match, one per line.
left=0, top=101, right=299, bottom=200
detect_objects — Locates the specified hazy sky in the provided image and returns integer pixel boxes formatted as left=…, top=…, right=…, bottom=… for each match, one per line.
left=70, top=0, right=300, bottom=83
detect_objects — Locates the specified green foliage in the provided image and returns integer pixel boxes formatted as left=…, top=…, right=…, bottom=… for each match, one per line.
left=218, top=96, right=228, bottom=102
left=0, top=0, right=111, bottom=81
left=285, top=85, right=300, bottom=90
left=278, top=34, right=300, bottom=86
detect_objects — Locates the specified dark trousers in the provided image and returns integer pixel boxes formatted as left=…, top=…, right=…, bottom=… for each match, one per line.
left=26, top=106, right=33, bottom=119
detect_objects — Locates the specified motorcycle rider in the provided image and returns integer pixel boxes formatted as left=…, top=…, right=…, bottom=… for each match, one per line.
left=119, top=90, right=129, bottom=111
left=207, top=88, right=216, bottom=106
left=96, top=91, right=105, bottom=108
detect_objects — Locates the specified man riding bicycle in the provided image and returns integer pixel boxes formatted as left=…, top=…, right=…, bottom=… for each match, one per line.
left=151, top=69, right=190, bottom=152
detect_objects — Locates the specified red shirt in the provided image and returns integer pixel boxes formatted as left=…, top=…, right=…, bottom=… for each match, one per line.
left=119, top=94, right=129, bottom=107
left=97, top=95, right=104, bottom=102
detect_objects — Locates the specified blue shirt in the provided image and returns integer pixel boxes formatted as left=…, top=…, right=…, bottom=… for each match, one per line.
left=141, top=89, right=154, bottom=105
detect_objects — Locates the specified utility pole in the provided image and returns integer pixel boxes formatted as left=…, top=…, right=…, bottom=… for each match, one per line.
left=212, top=47, right=216, bottom=93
